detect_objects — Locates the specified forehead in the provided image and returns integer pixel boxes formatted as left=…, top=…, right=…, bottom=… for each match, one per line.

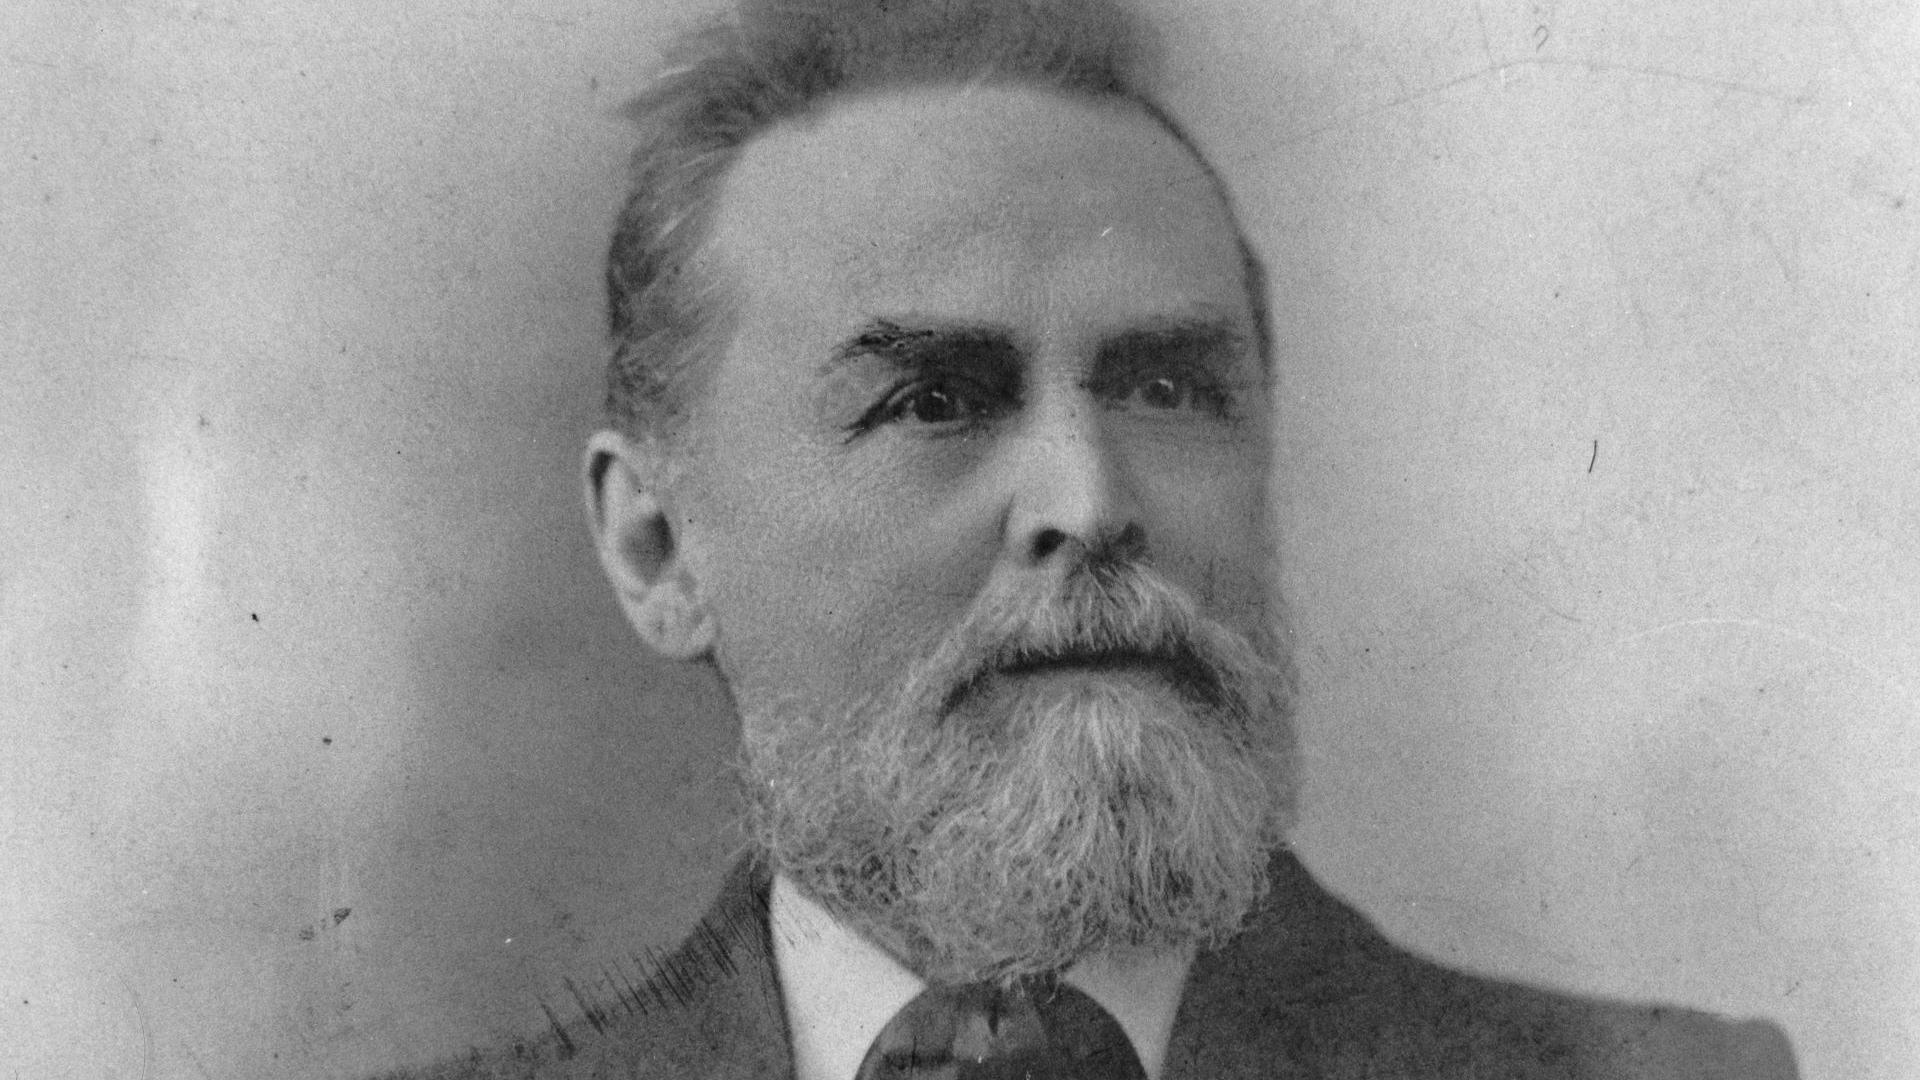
left=707, top=85, right=1251, bottom=334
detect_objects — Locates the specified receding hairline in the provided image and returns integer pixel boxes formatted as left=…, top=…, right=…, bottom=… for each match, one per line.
left=733, top=87, right=1263, bottom=343
left=602, top=0, right=1273, bottom=445
left=709, top=82, right=1235, bottom=284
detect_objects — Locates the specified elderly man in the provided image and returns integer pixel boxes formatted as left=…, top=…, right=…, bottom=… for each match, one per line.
left=394, top=0, right=1796, bottom=1077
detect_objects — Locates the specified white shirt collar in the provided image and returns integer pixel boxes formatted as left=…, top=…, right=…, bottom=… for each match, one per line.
left=769, top=873, right=1194, bottom=1080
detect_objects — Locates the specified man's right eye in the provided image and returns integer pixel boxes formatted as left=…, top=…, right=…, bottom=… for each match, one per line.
left=891, top=383, right=972, bottom=424
left=851, top=378, right=1011, bottom=436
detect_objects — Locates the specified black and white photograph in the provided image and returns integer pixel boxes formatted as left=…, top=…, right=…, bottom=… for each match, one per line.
left=3, top=1, right=1915, bottom=1077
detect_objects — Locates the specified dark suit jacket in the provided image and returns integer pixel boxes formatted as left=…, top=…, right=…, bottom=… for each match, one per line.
left=387, top=852, right=1797, bottom=1079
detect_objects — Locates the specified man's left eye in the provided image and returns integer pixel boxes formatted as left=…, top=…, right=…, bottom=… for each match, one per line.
left=1134, top=375, right=1190, bottom=410
left=1109, top=370, right=1232, bottom=417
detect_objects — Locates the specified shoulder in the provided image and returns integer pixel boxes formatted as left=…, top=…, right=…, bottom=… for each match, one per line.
left=1167, top=851, right=1798, bottom=1080
left=368, top=858, right=792, bottom=1080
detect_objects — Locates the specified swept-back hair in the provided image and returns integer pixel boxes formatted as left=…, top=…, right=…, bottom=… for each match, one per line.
left=603, top=0, right=1266, bottom=443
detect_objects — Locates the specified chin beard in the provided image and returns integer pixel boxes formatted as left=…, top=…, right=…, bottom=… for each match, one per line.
left=738, top=565, right=1297, bottom=987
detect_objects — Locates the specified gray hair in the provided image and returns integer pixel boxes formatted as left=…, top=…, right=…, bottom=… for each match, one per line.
left=603, top=0, right=1267, bottom=443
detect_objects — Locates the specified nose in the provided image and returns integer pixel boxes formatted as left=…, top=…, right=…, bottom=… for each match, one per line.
left=1002, top=395, right=1146, bottom=569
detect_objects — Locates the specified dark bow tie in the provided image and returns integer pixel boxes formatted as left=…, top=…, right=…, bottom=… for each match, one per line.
left=855, top=975, right=1148, bottom=1080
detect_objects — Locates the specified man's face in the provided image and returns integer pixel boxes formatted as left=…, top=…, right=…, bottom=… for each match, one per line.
left=659, top=85, right=1289, bottom=980
left=680, top=84, right=1275, bottom=726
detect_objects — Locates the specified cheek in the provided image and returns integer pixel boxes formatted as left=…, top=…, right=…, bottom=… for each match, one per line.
left=693, top=454, right=993, bottom=704
left=1141, top=445, right=1274, bottom=621
left=824, top=474, right=1004, bottom=691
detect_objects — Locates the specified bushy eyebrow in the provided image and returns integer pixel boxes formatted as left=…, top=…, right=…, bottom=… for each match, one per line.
left=820, top=313, right=1254, bottom=383
left=1093, top=316, right=1253, bottom=371
left=821, top=319, right=1022, bottom=375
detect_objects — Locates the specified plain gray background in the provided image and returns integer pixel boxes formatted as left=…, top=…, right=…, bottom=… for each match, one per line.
left=3, top=1, right=1916, bottom=1077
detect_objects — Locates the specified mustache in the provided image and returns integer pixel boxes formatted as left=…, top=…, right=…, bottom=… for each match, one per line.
left=913, top=563, right=1270, bottom=724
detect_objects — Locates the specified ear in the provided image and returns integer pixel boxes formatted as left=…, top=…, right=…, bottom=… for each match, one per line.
left=584, top=429, right=717, bottom=661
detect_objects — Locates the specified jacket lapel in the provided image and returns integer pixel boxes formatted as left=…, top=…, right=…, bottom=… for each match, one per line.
left=675, top=852, right=1319, bottom=1080
left=581, top=854, right=796, bottom=1080
left=1163, top=848, right=1327, bottom=1079
left=652, top=851, right=1766, bottom=1080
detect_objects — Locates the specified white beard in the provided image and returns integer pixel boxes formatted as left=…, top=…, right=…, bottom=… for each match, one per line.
left=738, top=564, right=1298, bottom=986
